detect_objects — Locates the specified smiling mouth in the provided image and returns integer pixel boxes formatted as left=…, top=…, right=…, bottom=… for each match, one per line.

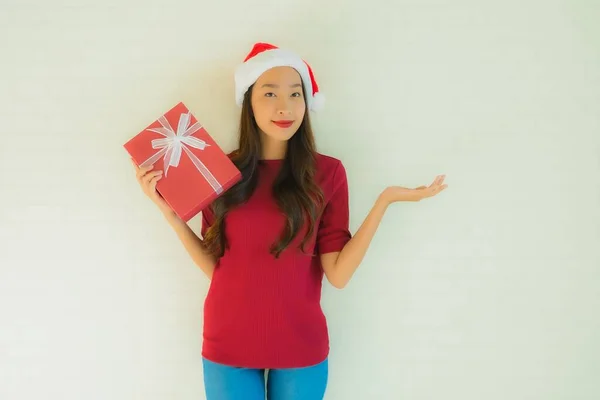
left=272, top=120, right=294, bottom=128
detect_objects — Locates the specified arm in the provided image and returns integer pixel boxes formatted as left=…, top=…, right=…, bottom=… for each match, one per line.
left=321, top=174, right=447, bottom=289
left=163, top=210, right=217, bottom=280
left=321, top=194, right=389, bottom=289
left=132, top=160, right=217, bottom=280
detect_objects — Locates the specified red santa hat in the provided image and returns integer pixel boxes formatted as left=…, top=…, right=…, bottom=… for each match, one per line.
left=234, top=42, right=325, bottom=111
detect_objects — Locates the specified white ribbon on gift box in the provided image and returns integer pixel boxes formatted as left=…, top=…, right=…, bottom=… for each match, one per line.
left=139, top=111, right=223, bottom=194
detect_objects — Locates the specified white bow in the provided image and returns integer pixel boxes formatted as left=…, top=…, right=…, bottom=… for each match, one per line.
left=139, top=112, right=222, bottom=193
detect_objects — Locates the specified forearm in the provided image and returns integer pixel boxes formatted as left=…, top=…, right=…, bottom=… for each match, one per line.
left=163, top=211, right=217, bottom=280
left=333, top=194, right=390, bottom=288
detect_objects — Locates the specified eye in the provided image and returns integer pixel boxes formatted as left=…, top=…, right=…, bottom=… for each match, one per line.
left=291, top=92, right=302, bottom=97
left=265, top=92, right=276, bottom=97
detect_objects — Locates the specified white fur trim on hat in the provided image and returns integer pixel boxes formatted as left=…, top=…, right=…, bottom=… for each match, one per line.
left=234, top=47, right=324, bottom=111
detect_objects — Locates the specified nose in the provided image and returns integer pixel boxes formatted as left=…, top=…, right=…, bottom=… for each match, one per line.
left=276, top=98, right=293, bottom=116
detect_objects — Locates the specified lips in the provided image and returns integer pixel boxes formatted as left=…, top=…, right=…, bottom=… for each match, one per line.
left=272, top=120, right=294, bottom=128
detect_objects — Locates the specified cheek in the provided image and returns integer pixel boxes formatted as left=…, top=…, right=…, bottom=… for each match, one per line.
left=252, top=105, right=274, bottom=132
left=256, top=106, right=273, bottom=124
left=252, top=99, right=270, bottom=119
left=295, top=101, right=306, bottom=119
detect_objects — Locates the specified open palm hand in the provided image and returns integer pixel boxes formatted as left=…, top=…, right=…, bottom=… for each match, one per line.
left=381, top=175, right=447, bottom=204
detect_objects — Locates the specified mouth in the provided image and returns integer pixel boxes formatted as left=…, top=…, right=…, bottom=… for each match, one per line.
left=272, top=120, right=294, bottom=128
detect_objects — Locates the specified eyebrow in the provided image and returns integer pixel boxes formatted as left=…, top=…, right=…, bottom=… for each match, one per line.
left=261, top=83, right=302, bottom=88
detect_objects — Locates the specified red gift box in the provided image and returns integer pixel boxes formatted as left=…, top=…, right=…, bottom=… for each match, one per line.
left=124, top=102, right=241, bottom=221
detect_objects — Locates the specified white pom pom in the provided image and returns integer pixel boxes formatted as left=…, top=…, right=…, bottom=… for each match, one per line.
left=310, top=92, right=325, bottom=111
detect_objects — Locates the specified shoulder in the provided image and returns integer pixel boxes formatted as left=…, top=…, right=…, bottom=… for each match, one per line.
left=315, top=153, right=348, bottom=193
left=315, top=152, right=343, bottom=169
left=315, top=152, right=346, bottom=175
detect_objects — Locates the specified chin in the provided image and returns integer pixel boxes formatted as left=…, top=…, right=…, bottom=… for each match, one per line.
left=262, top=127, right=299, bottom=140
left=270, top=132, right=296, bottom=141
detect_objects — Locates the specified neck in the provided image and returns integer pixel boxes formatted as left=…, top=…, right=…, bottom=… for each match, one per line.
left=260, top=135, right=287, bottom=160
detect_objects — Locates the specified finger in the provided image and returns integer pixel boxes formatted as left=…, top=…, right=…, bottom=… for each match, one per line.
left=136, top=164, right=155, bottom=180
left=149, top=174, right=162, bottom=190
left=431, top=184, right=447, bottom=196
left=429, top=176, right=444, bottom=189
left=143, top=170, right=162, bottom=182
left=142, top=170, right=163, bottom=185
left=136, top=168, right=147, bottom=182
left=428, top=183, right=442, bottom=194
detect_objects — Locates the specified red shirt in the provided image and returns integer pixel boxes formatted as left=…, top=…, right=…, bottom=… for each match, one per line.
left=200, top=153, right=352, bottom=369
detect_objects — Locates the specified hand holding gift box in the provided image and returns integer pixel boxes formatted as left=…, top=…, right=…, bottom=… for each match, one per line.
left=124, top=102, right=241, bottom=221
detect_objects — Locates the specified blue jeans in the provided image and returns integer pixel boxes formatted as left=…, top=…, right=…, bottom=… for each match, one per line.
left=202, top=357, right=329, bottom=400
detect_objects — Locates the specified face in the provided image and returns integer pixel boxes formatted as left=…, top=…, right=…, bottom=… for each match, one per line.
left=250, top=66, right=306, bottom=145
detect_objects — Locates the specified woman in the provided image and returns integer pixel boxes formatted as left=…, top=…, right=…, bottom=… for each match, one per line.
left=132, top=42, right=447, bottom=400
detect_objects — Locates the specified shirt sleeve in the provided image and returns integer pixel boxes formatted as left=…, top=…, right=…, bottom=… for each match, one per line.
left=316, top=161, right=352, bottom=255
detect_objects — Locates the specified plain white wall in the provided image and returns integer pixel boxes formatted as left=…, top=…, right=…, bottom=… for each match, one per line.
left=1, top=0, right=599, bottom=399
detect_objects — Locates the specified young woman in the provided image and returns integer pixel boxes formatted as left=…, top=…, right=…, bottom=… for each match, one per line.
left=132, top=42, right=447, bottom=400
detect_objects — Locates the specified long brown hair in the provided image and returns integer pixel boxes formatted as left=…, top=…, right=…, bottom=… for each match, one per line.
left=203, top=83, right=325, bottom=259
